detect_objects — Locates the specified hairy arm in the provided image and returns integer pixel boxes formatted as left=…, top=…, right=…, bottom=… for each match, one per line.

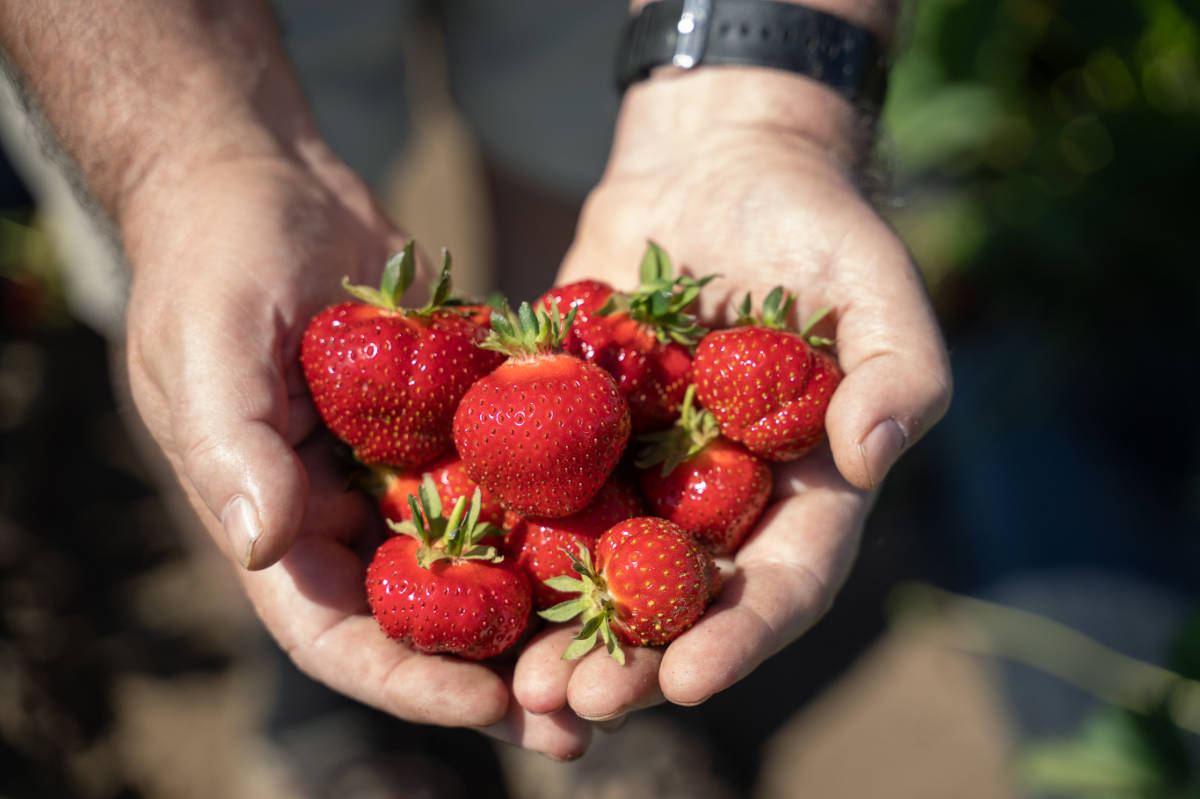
left=0, top=1, right=316, bottom=226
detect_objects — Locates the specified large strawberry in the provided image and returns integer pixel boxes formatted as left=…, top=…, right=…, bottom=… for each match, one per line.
left=504, top=474, right=645, bottom=609
left=637, top=386, right=771, bottom=555
left=539, top=517, right=720, bottom=664
left=538, top=242, right=712, bottom=433
left=452, top=301, right=630, bottom=518
left=692, top=288, right=842, bottom=461
left=367, top=452, right=506, bottom=528
left=365, top=476, right=531, bottom=660
left=301, top=244, right=505, bottom=467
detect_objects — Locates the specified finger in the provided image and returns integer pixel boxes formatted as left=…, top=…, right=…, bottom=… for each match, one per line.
left=480, top=702, right=594, bottom=762
left=825, top=234, right=952, bottom=490
left=512, top=624, right=584, bottom=714
left=658, top=462, right=867, bottom=705
left=567, top=643, right=665, bottom=721
left=134, top=293, right=308, bottom=570
left=242, top=534, right=512, bottom=728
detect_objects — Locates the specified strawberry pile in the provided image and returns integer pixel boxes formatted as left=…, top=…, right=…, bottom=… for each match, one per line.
left=301, top=242, right=842, bottom=663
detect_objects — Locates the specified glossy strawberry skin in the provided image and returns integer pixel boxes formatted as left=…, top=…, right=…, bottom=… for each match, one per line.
left=377, top=453, right=506, bottom=528
left=365, top=535, right=531, bottom=660
left=452, top=353, right=631, bottom=518
left=301, top=303, right=504, bottom=468
left=595, top=517, right=721, bottom=647
left=540, top=282, right=692, bottom=434
left=693, top=327, right=842, bottom=461
left=505, top=476, right=645, bottom=609
left=640, top=439, right=771, bottom=556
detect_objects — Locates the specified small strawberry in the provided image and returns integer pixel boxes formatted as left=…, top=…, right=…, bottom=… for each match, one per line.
left=538, top=242, right=712, bottom=433
left=637, top=386, right=771, bottom=555
left=505, top=475, right=645, bottom=609
left=301, top=244, right=505, bottom=468
left=368, top=452, right=506, bottom=528
left=539, top=517, right=720, bottom=664
left=365, top=476, right=531, bottom=660
left=452, top=301, right=630, bottom=518
left=693, top=288, right=842, bottom=461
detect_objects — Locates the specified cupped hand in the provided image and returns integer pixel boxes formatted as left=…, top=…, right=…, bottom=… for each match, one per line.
left=120, top=147, right=592, bottom=759
left=512, top=69, right=952, bottom=721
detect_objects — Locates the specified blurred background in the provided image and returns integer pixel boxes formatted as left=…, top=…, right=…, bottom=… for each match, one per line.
left=1, top=0, right=1197, bottom=797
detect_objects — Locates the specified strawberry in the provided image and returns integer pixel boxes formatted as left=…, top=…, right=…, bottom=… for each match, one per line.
left=365, top=476, right=531, bottom=660
left=693, top=288, right=842, bottom=461
left=505, top=474, right=645, bottom=609
left=301, top=244, right=505, bottom=468
left=637, top=386, right=771, bottom=555
left=539, top=517, right=720, bottom=664
left=452, top=301, right=630, bottom=518
left=368, top=452, right=506, bottom=528
left=538, top=242, right=712, bottom=433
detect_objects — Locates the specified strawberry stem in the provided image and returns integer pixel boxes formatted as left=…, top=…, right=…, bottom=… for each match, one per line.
left=387, top=476, right=503, bottom=568
left=537, top=543, right=627, bottom=665
left=635, top=385, right=720, bottom=476
left=480, top=299, right=577, bottom=358
left=598, top=241, right=716, bottom=349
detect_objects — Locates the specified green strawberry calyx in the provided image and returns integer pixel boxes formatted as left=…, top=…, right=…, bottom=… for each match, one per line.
left=537, top=543, right=627, bottom=666
left=341, top=241, right=462, bottom=317
left=385, top=475, right=503, bottom=569
left=735, top=287, right=835, bottom=348
left=597, top=241, right=717, bottom=349
left=635, top=384, right=720, bottom=477
left=479, top=299, right=577, bottom=358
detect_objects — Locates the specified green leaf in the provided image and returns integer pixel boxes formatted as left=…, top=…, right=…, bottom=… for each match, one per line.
left=639, top=240, right=671, bottom=284
left=425, top=248, right=453, bottom=310
left=538, top=598, right=591, bottom=623
left=562, top=631, right=600, bottom=661
left=799, top=305, right=834, bottom=339
left=599, top=620, right=626, bottom=666
left=419, top=476, right=443, bottom=523
left=544, top=575, right=588, bottom=593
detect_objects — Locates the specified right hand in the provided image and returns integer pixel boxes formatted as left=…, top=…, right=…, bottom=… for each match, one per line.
left=120, top=144, right=594, bottom=759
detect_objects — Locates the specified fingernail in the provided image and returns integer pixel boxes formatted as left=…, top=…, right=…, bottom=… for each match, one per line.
left=597, top=715, right=629, bottom=734
left=859, top=419, right=906, bottom=489
left=222, top=495, right=262, bottom=569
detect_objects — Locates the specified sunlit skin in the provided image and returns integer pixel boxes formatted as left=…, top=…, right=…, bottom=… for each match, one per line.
left=1, top=0, right=948, bottom=762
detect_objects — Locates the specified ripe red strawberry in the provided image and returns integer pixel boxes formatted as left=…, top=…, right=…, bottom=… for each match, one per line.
left=301, top=244, right=505, bottom=467
left=504, top=474, right=645, bottom=609
left=365, top=477, right=531, bottom=660
left=538, top=242, right=712, bottom=433
left=539, top=517, right=720, bottom=664
left=693, top=288, right=842, bottom=461
left=637, top=386, right=771, bottom=555
left=369, top=452, right=506, bottom=528
left=452, top=301, right=630, bottom=518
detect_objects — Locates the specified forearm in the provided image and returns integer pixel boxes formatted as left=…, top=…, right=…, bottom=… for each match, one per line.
left=0, top=0, right=318, bottom=230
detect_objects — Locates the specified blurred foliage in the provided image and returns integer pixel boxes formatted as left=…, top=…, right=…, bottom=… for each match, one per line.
left=1019, top=611, right=1200, bottom=798
left=891, top=583, right=1200, bottom=798
left=0, top=211, right=69, bottom=332
left=882, top=0, right=1200, bottom=320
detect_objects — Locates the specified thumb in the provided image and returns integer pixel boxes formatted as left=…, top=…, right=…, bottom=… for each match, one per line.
left=131, top=302, right=309, bottom=570
left=823, top=258, right=953, bottom=491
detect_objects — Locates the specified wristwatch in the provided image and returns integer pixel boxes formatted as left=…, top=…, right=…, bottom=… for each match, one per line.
left=615, top=0, right=888, bottom=107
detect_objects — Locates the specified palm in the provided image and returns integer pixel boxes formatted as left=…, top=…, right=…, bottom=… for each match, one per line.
left=512, top=139, right=946, bottom=718
left=123, top=158, right=592, bottom=757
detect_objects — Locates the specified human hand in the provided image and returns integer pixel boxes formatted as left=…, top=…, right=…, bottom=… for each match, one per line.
left=120, top=144, right=594, bottom=759
left=511, top=67, right=952, bottom=721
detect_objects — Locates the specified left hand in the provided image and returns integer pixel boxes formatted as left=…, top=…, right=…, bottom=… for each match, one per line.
left=510, top=66, right=952, bottom=720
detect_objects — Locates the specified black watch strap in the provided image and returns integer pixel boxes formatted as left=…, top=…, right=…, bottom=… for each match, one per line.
left=615, top=0, right=887, bottom=107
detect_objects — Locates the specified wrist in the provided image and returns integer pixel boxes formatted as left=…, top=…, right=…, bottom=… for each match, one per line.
left=608, top=65, right=872, bottom=178
left=612, top=0, right=894, bottom=174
